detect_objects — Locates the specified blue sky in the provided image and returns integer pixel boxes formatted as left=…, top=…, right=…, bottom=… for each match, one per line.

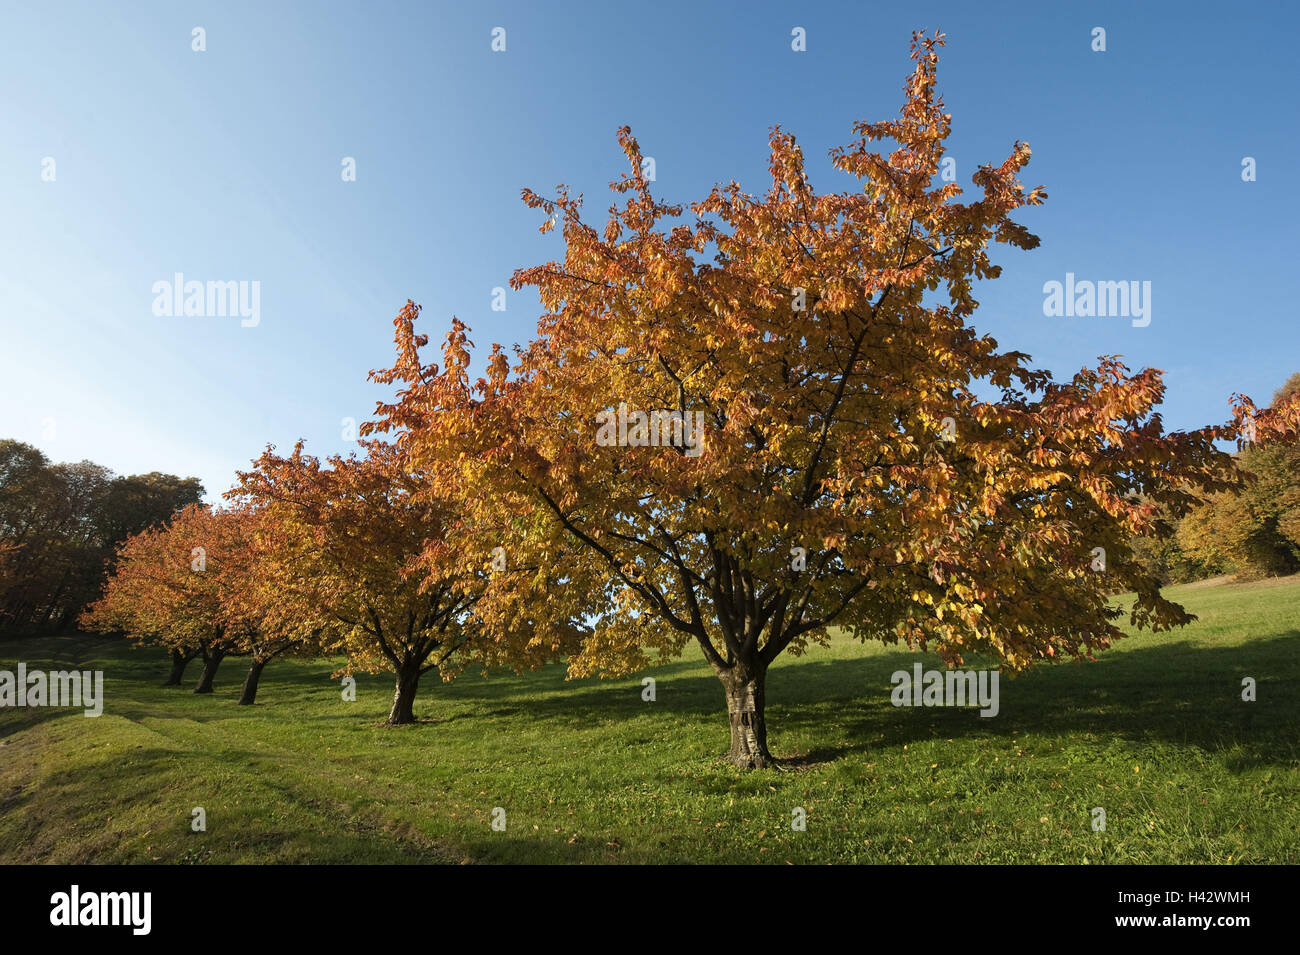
left=2, top=0, right=1296, bottom=501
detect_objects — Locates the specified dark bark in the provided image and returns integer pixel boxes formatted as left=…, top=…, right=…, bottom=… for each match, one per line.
left=194, top=647, right=226, bottom=694
left=39, top=571, right=70, bottom=630
left=387, top=661, right=422, bottom=725
left=164, top=648, right=196, bottom=686
left=237, top=659, right=267, bottom=705
left=720, top=664, right=773, bottom=769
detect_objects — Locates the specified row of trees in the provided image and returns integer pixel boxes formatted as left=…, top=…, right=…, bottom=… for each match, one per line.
left=82, top=442, right=578, bottom=718
left=81, top=34, right=1300, bottom=767
left=0, top=439, right=202, bottom=633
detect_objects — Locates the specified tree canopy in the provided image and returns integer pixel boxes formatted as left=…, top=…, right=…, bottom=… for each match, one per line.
left=365, top=32, right=1297, bottom=767
left=0, top=439, right=203, bottom=634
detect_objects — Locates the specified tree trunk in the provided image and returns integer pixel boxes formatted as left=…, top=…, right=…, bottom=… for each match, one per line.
left=164, top=649, right=195, bottom=686
left=721, top=665, right=773, bottom=769
left=36, top=567, right=72, bottom=632
left=387, top=663, right=421, bottom=725
left=237, top=659, right=267, bottom=705
left=194, top=648, right=226, bottom=694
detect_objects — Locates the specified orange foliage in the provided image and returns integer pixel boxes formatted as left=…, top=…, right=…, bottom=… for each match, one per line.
left=362, top=33, right=1278, bottom=765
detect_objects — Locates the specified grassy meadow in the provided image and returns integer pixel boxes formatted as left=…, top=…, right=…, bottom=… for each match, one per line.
left=1, top=575, right=1297, bottom=864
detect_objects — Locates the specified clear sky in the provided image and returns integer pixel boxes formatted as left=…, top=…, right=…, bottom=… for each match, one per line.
left=2, top=0, right=1296, bottom=501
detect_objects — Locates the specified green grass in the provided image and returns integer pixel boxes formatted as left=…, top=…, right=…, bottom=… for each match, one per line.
left=2, top=575, right=1298, bottom=864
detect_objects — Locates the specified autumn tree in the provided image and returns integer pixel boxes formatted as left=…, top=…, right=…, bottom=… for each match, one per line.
left=230, top=440, right=523, bottom=725
left=81, top=503, right=254, bottom=692
left=0, top=445, right=113, bottom=633
left=0, top=542, right=17, bottom=591
left=208, top=507, right=317, bottom=705
left=374, top=33, right=1298, bottom=768
left=225, top=593, right=315, bottom=705
left=97, top=472, right=206, bottom=547
left=0, top=439, right=203, bottom=634
left=1125, top=495, right=1200, bottom=584
left=1177, top=372, right=1300, bottom=579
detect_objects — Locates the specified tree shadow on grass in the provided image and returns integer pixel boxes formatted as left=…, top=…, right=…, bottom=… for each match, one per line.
left=8, top=630, right=1299, bottom=774
left=766, top=630, right=1300, bottom=769
left=415, top=629, right=1300, bottom=774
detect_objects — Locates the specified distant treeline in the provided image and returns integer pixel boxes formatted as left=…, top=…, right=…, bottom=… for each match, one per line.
left=1132, top=373, right=1300, bottom=584
left=0, top=439, right=203, bottom=634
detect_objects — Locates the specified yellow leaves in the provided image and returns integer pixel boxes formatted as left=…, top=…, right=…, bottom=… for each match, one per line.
left=310, top=35, right=1251, bottom=702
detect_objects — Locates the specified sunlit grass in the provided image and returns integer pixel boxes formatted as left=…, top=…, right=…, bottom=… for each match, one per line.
left=1, top=574, right=1296, bottom=863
